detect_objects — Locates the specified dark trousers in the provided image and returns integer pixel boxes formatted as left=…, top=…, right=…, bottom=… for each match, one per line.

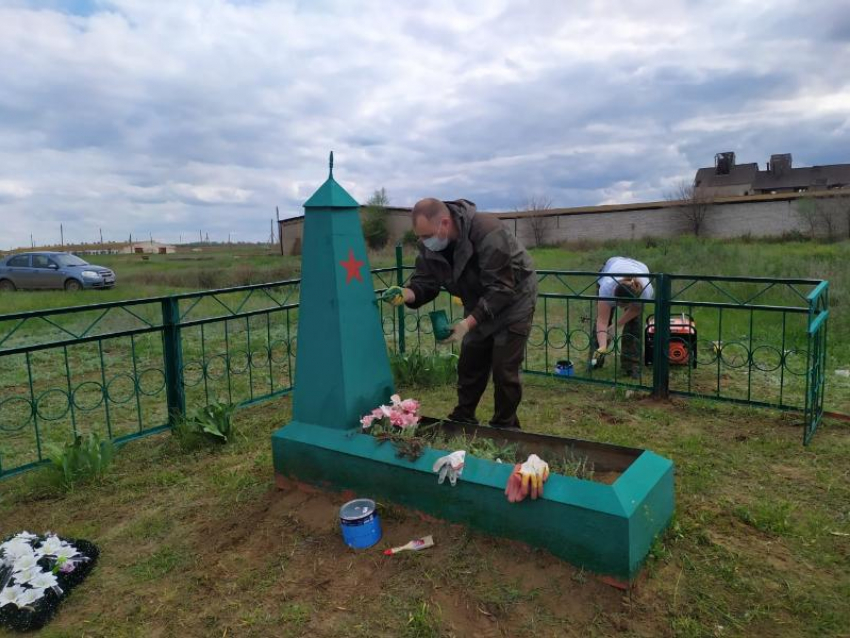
left=592, top=307, right=642, bottom=375
left=448, top=329, right=528, bottom=428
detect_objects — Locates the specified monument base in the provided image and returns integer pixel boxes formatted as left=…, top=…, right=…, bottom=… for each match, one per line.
left=271, top=419, right=674, bottom=580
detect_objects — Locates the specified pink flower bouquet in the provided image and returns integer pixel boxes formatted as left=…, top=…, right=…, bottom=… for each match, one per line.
left=360, top=394, right=421, bottom=435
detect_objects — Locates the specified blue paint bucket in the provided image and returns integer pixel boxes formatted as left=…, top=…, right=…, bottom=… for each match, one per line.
left=554, top=360, right=574, bottom=377
left=339, top=498, right=382, bottom=549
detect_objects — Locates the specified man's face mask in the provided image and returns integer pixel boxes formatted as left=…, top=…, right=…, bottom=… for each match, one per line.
left=422, top=216, right=450, bottom=252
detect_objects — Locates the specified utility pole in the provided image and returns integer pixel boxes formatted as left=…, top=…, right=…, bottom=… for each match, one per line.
left=60, top=224, right=64, bottom=248
left=99, top=228, right=103, bottom=244
left=199, top=230, right=203, bottom=244
left=276, top=206, right=284, bottom=256
left=30, top=234, right=34, bottom=248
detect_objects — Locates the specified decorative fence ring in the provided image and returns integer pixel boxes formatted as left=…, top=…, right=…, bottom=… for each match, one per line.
left=228, top=350, right=250, bottom=375
left=527, top=325, right=547, bottom=348
left=568, top=328, right=592, bottom=352
left=694, top=339, right=720, bottom=366
left=106, top=373, right=137, bottom=405
left=137, top=368, right=166, bottom=396
left=750, top=345, right=783, bottom=373
left=181, top=361, right=205, bottom=387
left=719, top=342, right=750, bottom=369
left=71, top=381, right=105, bottom=411
left=545, top=327, right=568, bottom=350
left=287, top=338, right=298, bottom=357
left=35, top=388, right=72, bottom=421
left=205, top=354, right=229, bottom=380
left=407, top=314, right=426, bottom=334
left=0, top=396, right=34, bottom=432
left=381, top=316, right=396, bottom=336
left=250, top=347, right=271, bottom=369
left=617, top=332, right=644, bottom=356
left=782, top=349, right=809, bottom=377
left=269, top=339, right=289, bottom=364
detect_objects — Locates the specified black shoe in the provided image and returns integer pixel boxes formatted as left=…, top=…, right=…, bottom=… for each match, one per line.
left=447, top=413, right=479, bottom=425
left=489, top=422, right=521, bottom=431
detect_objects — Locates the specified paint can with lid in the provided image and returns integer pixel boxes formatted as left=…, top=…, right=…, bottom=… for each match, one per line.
left=339, top=498, right=382, bottom=549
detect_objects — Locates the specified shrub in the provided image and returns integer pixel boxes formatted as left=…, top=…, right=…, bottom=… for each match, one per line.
left=44, top=433, right=116, bottom=489
left=363, top=188, right=390, bottom=250
left=173, top=402, right=238, bottom=450
left=390, top=351, right=458, bottom=388
left=363, top=216, right=389, bottom=250
left=402, top=229, right=419, bottom=246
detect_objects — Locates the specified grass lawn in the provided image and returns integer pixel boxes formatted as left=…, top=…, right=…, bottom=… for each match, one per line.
left=1, top=379, right=849, bottom=638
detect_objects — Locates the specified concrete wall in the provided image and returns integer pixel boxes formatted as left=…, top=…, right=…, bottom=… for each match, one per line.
left=278, top=192, right=850, bottom=254
left=503, top=193, right=850, bottom=247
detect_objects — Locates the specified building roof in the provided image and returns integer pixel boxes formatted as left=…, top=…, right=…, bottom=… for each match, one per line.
left=694, top=163, right=759, bottom=188
left=752, top=164, right=850, bottom=191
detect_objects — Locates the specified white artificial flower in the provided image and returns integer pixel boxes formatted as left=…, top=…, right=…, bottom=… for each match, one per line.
left=53, top=545, right=80, bottom=560
left=2, top=541, right=35, bottom=562
left=28, top=571, right=58, bottom=590
left=0, top=584, right=24, bottom=608
left=13, top=532, right=37, bottom=541
left=38, top=536, right=64, bottom=555
left=11, top=566, right=40, bottom=584
left=12, top=553, right=38, bottom=573
left=16, top=587, right=46, bottom=607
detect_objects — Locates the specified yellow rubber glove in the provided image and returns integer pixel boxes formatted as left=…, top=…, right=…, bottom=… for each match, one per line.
left=451, top=296, right=463, bottom=306
left=381, top=286, right=406, bottom=307
left=506, top=454, right=550, bottom=502
left=519, top=454, right=550, bottom=500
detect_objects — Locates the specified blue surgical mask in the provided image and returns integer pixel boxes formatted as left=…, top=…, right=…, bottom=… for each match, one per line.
left=422, top=219, right=450, bottom=251
left=423, top=235, right=449, bottom=251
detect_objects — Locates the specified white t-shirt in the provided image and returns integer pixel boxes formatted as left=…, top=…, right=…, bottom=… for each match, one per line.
left=598, top=257, right=653, bottom=305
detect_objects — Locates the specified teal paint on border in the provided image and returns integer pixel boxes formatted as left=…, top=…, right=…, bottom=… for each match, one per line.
left=272, top=421, right=674, bottom=579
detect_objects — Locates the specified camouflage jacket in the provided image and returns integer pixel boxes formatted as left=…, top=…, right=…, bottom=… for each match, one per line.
left=406, top=200, right=538, bottom=342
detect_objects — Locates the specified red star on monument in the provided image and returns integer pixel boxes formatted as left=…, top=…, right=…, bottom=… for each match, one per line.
left=340, top=249, right=365, bottom=284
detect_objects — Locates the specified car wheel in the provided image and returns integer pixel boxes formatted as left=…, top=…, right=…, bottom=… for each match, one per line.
left=0, top=279, right=16, bottom=292
left=64, top=279, right=82, bottom=292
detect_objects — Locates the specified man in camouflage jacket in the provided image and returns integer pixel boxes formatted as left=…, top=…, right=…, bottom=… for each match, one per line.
left=392, top=198, right=538, bottom=429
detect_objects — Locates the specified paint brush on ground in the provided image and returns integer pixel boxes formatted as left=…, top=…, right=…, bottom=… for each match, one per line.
left=383, top=535, right=434, bottom=556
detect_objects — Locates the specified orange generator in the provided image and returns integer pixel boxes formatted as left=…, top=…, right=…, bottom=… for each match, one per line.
left=644, top=313, right=697, bottom=367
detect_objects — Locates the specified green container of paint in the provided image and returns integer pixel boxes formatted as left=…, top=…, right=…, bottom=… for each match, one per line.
left=429, top=310, right=452, bottom=341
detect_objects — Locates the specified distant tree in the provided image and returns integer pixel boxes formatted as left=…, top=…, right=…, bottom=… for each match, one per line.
left=796, top=197, right=819, bottom=239
left=363, top=188, right=390, bottom=250
left=796, top=195, right=849, bottom=241
left=516, top=196, right=555, bottom=247
left=667, top=180, right=714, bottom=237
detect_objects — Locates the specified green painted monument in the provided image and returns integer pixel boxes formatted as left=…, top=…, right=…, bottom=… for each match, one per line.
left=272, top=155, right=674, bottom=581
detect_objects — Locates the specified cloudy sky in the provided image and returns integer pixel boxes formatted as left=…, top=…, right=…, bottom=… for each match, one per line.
left=0, top=0, right=848, bottom=249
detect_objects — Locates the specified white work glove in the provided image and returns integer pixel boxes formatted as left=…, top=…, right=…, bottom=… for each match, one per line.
left=432, top=450, right=466, bottom=486
left=440, top=318, right=472, bottom=345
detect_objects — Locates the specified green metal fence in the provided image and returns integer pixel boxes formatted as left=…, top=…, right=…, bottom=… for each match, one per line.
left=0, top=280, right=301, bottom=479
left=0, top=250, right=830, bottom=479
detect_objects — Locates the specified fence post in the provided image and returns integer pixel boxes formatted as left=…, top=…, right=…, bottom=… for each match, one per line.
left=395, top=243, right=406, bottom=355
left=161, top=296, right=186, bottom=425
left=652, top=274, right=671, bottom=399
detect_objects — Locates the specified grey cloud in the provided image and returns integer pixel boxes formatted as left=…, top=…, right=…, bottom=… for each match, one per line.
left=0, top=0, right=847, bottom=250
